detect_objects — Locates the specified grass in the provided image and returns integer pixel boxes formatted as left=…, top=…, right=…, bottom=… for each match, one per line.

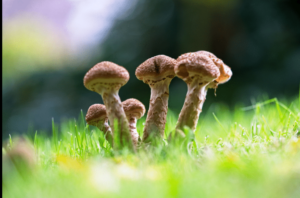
left=2, top=96, right=300, bottom=198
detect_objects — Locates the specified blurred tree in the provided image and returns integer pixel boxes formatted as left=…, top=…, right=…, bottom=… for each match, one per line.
left=2, top=16, right=69, bottom=86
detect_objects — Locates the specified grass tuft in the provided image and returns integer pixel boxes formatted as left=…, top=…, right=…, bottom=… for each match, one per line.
left=2, top=96, right=300, bottom=198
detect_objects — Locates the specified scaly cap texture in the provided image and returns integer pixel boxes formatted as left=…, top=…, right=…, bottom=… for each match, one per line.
left=177, top=51, right=232, bottom=84
left=84, top=61, right=129, bottom=92
left=135, top=55, right=176, bottom=82
left=122, top=98, right=146, bottom=119
left=175, top=54, right=220, bottom=83
left=85, top=104, right=107, bottom=125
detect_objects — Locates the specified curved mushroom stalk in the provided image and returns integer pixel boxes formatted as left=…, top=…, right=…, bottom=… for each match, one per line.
left=143, top=78, right=173, bottom=141
left=171, top=51, right=232, bottom=141
left=96, top=118, right=114, bottom=147
left=95, top=118, right=113, bottom=145
left=175, top=79, right=208, bottom=132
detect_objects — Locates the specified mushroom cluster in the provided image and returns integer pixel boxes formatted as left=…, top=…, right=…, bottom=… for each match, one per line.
left=83, top=51, right=232, bottom=151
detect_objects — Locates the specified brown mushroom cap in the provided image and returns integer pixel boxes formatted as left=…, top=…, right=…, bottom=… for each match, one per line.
left=122, top=98, right=146, bottom=119
left=6, top=138, right=36, bottom=168
left=175, top=54, right=220, bottom=83
left=177, top=51, right=232, bottom=84
left=84, top=61, right=129, bottom=92
left=135, top=55, right=176, bottom=82
left=85, top=104, right=107, bottom=125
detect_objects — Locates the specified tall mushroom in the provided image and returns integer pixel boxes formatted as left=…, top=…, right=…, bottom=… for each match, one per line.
left=135, top=55, right=176, bottom=143
left=84, top=61, right=133, bottom=150
left=85, top=104, right=113, bottom=146
left=122, top=99, right=146, bottom=149
left=171, top=51, right=232, bottom=139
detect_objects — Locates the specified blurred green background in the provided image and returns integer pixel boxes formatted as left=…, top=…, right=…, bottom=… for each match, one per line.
left=2, top=0, right=300, bottom=139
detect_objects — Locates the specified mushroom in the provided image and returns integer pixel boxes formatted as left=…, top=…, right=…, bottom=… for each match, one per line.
left=171, top=51, right=232, bottom=139
left=135, top=55, right=176, bottom=143
left=6, top=138, right=36, bottom=170
left=84, top=61, right=133, bottom=150
left=122, top=99, right=146, bottom=149
left=85, top=104, right=113, bottom=146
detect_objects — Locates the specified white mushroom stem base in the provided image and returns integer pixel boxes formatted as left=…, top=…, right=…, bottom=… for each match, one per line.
left=127, top=117, right=139, bottom=148
left=174, top=78, right=208, bottom=137
left=100, top=87, right=133, bottom=150
left=96, top=119, right=113, bottom=146
left=143, top=79, right=171, bottom=143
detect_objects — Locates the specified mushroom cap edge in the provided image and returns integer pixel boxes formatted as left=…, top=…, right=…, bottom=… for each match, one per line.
left=85, top=104, right=108, bottom=124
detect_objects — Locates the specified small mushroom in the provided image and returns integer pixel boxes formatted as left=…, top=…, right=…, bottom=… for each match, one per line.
left=6, top=138, right=36, bottom=171
left=84, top=61, right=133, bottom=150
left=135, top=55, right=176, bottom=143
left=171, top=51, right=232, bottom=139
left=85, top=104, right=113, bottom=146
left=122, top=99, right=146, bottom=149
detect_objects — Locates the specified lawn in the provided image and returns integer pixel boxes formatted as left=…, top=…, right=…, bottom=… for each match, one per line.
left=2, top=96, right=300, bottom=198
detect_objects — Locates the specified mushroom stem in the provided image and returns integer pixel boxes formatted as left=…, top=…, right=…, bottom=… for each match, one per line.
left=127, top=116, right=139, bottom=147
left=95, top=118, right=113, bottom=146
left=143, top=79, right=171, bottom=142
left=122, top=98, right=145, bottom=150
left=175, top=78, right=208, bottom=135
left=101, top=88, right=133, bottom=150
